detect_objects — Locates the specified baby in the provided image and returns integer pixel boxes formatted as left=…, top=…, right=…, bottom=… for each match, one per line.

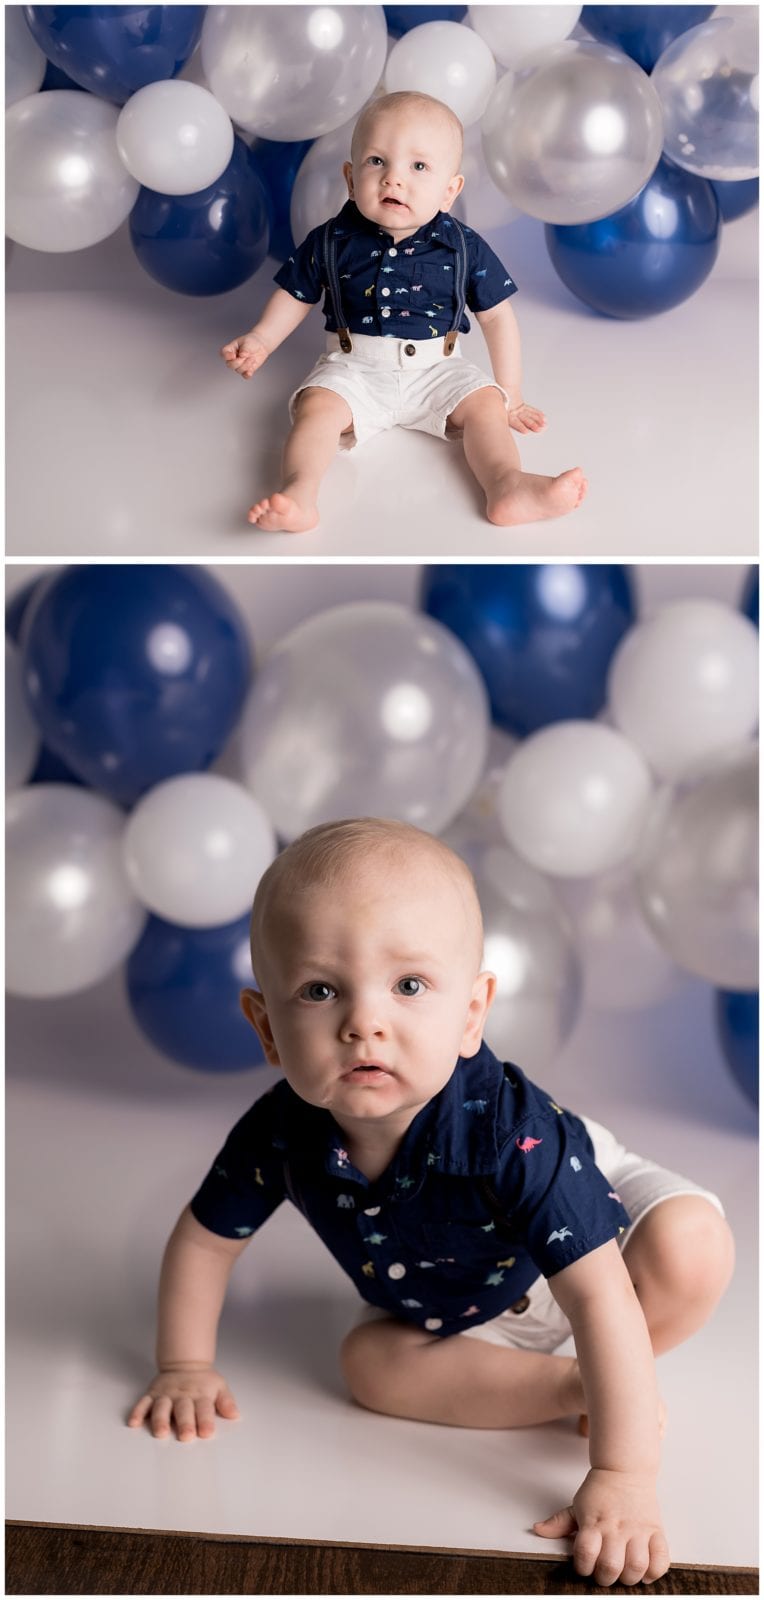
left=221, top=92, right=587, bottom=533
left=129, top=818, right=734, bottom=1588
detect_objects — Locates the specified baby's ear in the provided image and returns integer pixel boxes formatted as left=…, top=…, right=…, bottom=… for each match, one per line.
left=240, top=988, right=281, bottom=1066
left=342, top=160, right=354, bottom=197
left=460, top=970, right=496, bottom=1057
left=443, top=172, right=465, bottom=210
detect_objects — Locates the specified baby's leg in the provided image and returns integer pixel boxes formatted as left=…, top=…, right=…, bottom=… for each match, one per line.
left=340, top=1318, right=584, bottom=1429
left=449, top=388, right=587, bottom=527
left=248, top=386, right=353, bottom=532
left=621, top=1195, right=735, bottom=1356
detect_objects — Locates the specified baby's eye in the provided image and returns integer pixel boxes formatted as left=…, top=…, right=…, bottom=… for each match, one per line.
left=395, top=976, right=425, bottom=997
left=367, top=155, right=384, bottom=166
left=300, top=982, right=336, bottom=1003
left=413, top=161, right=428, bottom=172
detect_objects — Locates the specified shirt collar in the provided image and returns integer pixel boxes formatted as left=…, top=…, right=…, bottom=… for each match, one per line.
left=333, top=199, right=460, bottom=252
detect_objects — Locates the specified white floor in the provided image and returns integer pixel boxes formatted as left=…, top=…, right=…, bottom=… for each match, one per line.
left=5, top=208, right=757, bottom=560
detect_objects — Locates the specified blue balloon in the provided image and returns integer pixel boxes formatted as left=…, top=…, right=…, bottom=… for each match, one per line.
left=420, top=564, right=636, bottom=736
left=7, top=578, right=85, bottom=787
left=545, top=158, right=721, bottom=320
left=740, top=568, right=758, bottom=629
left=6, top=577, right=43, bottom=644
left=21, top=565, right=252, bottom=807
left=384, top=6, right=467, bottom=37
left=249, top=137, right=314, bottom=264
left=716, top=989, right=758, bottom=1109
left=712, top=177, right=759, bottom=223
left=24, top=5, right=206, bottom=105
left=127, top=912, right=266, bottom=1073
left=130, top=137, right=270, bottom=298
left=42, top=59, right=85, bottom=91
left=580, top=6, right=714, bottom=73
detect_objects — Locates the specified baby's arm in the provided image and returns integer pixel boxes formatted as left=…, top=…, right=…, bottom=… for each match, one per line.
left=127, top=1204, right=251, bottom=1441
left=221, top=287, right=316, bottom=379
left=475, top=300, right=546, bottom=434
left=534, top=1241, right=670, bottom=1587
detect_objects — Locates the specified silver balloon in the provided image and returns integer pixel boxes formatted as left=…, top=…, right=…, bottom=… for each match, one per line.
left=6, top=640, right=40, bottom=793
left=469, top=6, right=582, bottom=70
left=556, top=865, right=687, bottom=1012
left=6, top=8, right=46, bottom=108
left=440, top=726, right=519, bottom=869
left=6, top=92, right=140, bottom=253
left=652, top=14, right=758, bottom=181
left=239, top=602, right=490, bottom=841
left=384, top=20, right=497, bottom=127
left=6, top=786, right=146, bottom=999
left=290, top=118, right=355, bottom=244
left=455, top=118, right=521, bottom=232
left=638, top=746, right=758, bottom=990
left=481, top=40, right=665, bottom=224
left=201, top=5, right=388, bottom=140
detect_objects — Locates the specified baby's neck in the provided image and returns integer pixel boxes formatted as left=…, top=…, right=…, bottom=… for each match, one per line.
left=339, top=1115, right=416, bottom=1184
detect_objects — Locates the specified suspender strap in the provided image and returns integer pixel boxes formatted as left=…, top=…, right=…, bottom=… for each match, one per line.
left=323, top=219, right=352, bottom=353
left=444, top=217, right=469, bottom=355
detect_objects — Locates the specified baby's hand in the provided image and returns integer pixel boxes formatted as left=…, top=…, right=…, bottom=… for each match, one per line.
left=533, top=1467, right=670, bottom=1587
left=220, top=333, right=270, bottom=379
left=127, top=1364, right=240, bottom=1441
left=507, top=401, right=547, bottom=434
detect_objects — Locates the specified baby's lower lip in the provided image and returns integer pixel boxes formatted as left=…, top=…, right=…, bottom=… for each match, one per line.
left=383, top=198, right=406, bottom=207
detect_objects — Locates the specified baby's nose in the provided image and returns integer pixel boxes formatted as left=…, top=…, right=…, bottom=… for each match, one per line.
left=340, top=996, right=387, bottom=1040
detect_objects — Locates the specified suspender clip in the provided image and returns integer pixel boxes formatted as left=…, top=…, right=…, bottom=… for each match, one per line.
left=443, top=330, right=458, bottom=356
left=337, top=328, right=353, bottom=354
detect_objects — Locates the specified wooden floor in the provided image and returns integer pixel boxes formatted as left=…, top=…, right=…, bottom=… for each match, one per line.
left=6, top=1525, right=759, bottom=1596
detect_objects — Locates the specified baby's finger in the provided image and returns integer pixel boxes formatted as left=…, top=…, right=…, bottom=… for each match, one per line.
left=216, top=1388, right=240, bottom=1420
left=127, top=1394, right=153, bottom=1427
left=571, top=1526, right=602, bottom=1578
left=621, top=1537, right=650, bottom=1587
left=645, top=1531, right=671, bottom=1583
left=195, top=1397, right=217, bottom=1438
left=174, top=1396, right=198, bottom=1442
left=150, top=1395, right=173, bottom=1439
left=593, top=1534, right=626, bottom=1588
left=533, top=1505, right=576, bottom=1538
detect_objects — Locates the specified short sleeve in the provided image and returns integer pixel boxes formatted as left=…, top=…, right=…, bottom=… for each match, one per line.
left=190, top=1086, right=288, bottom=1240
left=495, top=1114, right=631, bottom=1280
left=466, top=230, right=518, bottom=313
left=273, top=226, right=325, bottom=305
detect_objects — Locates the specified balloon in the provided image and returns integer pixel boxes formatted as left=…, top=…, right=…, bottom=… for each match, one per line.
left=384, top=7, right=467, bottom=38
left=123, top=774, right=276, bottom=928
left=469, top=6, right=582, bottom=70
left=6, top=580, right=86, bottom=790
left=555, top=866, right=686, bottom=1011
left=716, top=988, right=758, bottom=1108
left=41, top=59, right=83, bottom=91
left=580, top=6, right=714, bottom=73
left=638, top=746, right=758, bottom=990
left=21, top=565, right=252, bottom=808
left=740, top=568, right=758, bottom=629
left=6, top=577, right=44, bottom=644
left=652, top=15, right=758, bottom=181
left=712, top=176, right=759, bottom=221
left=249, top=136, right=314, bottom=261
left=6, top=641, right=41, bottom=793
left=481, top=40, right=664, bottom=225
left=24, top=5, right=205, bottom=106
left=240, top=602, right=490, bottom=842
left=545, top=157, right=720, bottom=319
left=6, top=785, right=146, bottom=999
left=116, top=80, right=234, bottom=196
left=6, top=8, right=46, bottom=106
left=385, top=21, right=497, bottom=127
left=290, top=120, right=355, bottom=244
left=608, top=601, right=759, bottom=781
left=5, top=91, right=140, bottom=253
left=130, top=136, right=269, bottom=296
left=126, top=911, right=266, bottom=1072
left=421, top=564, right=635, bottom=736
left=498, top=722, right=653, bottom=878
left=440, top=725, right=519, bottom=869
left=455, top=118, right=521, bottom=231
left=201, top=5, right=388, bottom=140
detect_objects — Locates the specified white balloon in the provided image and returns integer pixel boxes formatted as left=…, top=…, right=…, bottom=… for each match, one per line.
left=5, top=8, right=46, bottom=108
left=469, top=6, right=582, bottom=69
left=123, top=773, right=276, bottom=928
left=556, top=865, right=687, bottom=1011
left=6, top=640, right=40, bottom=793
left=201, top=5, right=388, bottom=140
left=455, top=117, right=521, bottom=231
left=385, top=20, right=497, bottom=127
left=498, top=722, right=653, bottom=878
left=290, top=118, right=355, bottom=244
left=608, top=601, right=759, bottom=783
left=652, top=14, right=759, bottom=181
left=6, top=92, right=140, bottom=253
left=6, top=786, right=146, bottom=998
left=240, top=602, right=490, bottom=842
left=116, top=80, right=234, bottom=196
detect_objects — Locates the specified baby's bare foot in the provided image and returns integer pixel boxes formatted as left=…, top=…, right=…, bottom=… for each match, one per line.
left=247, top=492, right=318, bottom=532
left=486, top=467, right=587, bottom=527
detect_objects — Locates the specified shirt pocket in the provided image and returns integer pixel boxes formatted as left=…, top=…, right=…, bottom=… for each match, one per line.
left=421, top=1218, right=516, bottom=1275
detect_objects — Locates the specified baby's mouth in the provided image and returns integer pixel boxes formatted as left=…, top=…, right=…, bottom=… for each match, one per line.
left=382, top=197, right=407, bottom=209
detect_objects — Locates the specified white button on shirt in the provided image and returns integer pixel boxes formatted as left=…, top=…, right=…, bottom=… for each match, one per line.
left=388, top=248, right=398, bottom=257
left=381, top=308, right=391, bottom=318
left=381, top=287, right=391, bottom=297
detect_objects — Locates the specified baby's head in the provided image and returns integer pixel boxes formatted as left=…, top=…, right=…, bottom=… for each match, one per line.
left=241, top=818, right=495, bottom=1126
left=343, top=92, right=464, bottom=239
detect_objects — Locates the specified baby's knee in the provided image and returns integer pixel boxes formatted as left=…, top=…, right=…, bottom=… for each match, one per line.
left=635, top=1196, right=735, bottom=1307
left=340, top=1319, right=428, bottom=1414
left=293, top=384, right=353, bottom=431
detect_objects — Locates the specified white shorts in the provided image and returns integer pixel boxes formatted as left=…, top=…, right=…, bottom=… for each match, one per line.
left=288, top=332, right=508, bottom=451
left=357, top=1116, right=725, bottom=1355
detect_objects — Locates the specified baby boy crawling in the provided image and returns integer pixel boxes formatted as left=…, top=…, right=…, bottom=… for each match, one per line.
left=129, top=819, right=733, bottom=1587
left=221, top=92, right=588, bottom=532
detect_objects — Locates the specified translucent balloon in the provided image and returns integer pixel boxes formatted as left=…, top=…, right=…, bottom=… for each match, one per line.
left=123, top=774, right=276, bottom=929
left=385, top=20, right=496, bottom=127
left=290, top=119, right=355, bottom=244
left=240, top=602, right=490, bottom=841
left=201, top=5, right=388, bottom=140
left=481, top=40, right=665, bottom=224
left=116, top=80, right=234, bottom=196
left=6, top=9, right=46, bottom=107
left=441, top=726, right=519, bottom=869
left=6, top=786, right=146, bottom=999
left=608, top=601, right=759, bottom=782
left=556, top=865, right=687, bottom=1011
left=469, top=6, right=582, bottom=69
left=455, top=118, right=521, bottom=231
left=638, top=747, right=758, bottom=990
left=498, top=722, right=653, bottom=878
left=652, top=14, right=758, bottom=181
left=5, top=92, right=140, bottom=253
left=6, top=640, right=40, bottom=794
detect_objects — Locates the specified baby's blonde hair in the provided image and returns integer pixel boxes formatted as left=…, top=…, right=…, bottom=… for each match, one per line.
left=250, top=817, right=482, bottom=985
left=351, top=91, right=464, bottom=171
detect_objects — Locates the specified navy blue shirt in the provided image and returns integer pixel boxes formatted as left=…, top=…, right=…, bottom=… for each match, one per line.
left=190, top=1043, right=631, bottom=1339
left=273, top=200, right=518, bottom=341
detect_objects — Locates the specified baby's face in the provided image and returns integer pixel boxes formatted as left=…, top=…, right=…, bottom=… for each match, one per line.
left=343, top=109, right=464, bottom=242
left=245, top=854, right=493, bottom=1143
